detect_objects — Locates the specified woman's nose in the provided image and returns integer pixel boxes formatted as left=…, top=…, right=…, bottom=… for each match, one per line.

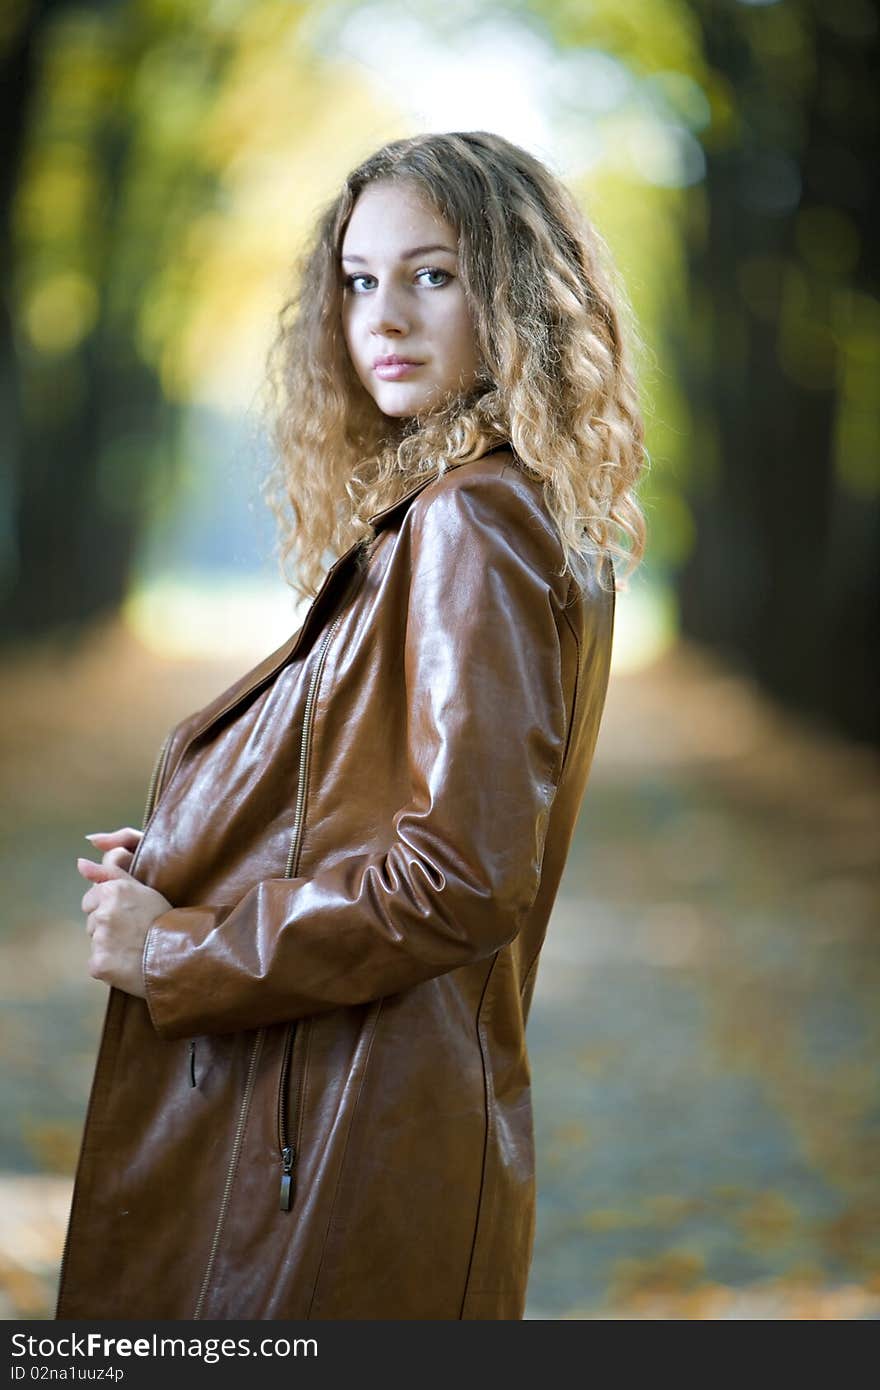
left=368, top=285, right=410, bottom=336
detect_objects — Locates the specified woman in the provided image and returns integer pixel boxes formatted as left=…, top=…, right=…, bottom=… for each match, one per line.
left=58, top=131, right=646, bottom=1320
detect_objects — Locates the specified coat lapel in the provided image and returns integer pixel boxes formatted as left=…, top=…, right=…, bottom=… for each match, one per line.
left=175, top=453, right=505, bottom=754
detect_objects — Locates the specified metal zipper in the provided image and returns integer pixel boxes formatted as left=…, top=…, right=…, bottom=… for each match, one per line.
left=194, top=610, right=343, bottom=1314
left=276, top=613, right=343, bottom=1208
left=193, top=1027, right=265, bottom=1320
left=141, top=731, right=173, bottom=831
left=277, top=1024, right=296, bottom=1210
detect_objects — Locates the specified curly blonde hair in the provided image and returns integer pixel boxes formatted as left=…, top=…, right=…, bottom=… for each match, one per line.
left=260, top=131, right=647, bottom=599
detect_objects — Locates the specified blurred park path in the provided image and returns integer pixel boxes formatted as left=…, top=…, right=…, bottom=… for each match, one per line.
left=1, top=618, right=878, bottom=1319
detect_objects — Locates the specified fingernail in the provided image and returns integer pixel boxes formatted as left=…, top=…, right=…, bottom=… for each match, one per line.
left=84, top=834, right=100, bottom=842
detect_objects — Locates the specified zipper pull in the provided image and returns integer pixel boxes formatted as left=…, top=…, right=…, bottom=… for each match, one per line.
left=189, top=1039, right=197, bottom=1088
left=280, top=1146, right=295, bottom=1211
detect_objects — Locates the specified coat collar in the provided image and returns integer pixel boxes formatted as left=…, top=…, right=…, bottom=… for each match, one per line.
left=177, top=446, right=509, bottom=754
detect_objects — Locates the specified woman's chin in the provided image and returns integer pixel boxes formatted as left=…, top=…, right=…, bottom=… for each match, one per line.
left=375, top=397, right=430, bottom=420
left=368, top=380, right=445, bottom=420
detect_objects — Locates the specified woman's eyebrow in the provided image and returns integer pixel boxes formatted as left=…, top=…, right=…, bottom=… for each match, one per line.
left=341, top=243, right=457, bottom=264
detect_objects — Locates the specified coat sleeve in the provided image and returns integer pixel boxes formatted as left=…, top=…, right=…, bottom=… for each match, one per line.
left=142, top=473, right=574, bottom=1038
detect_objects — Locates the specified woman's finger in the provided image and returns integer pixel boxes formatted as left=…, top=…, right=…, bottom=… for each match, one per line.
left=76, top=856, right=130, bottom=884
left=85, top=828, right=142, bottom=851
left=77, top=857, right=107, bottom=884
left=81, top=886, right=100, bottom=914
left=102, top=846, right=134, bottom=872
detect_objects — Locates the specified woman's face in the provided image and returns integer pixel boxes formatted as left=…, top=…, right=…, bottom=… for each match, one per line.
left=341, top=180, right=483, bottom=419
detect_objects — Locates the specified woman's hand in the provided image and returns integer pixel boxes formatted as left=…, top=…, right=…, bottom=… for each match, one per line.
left=77, top=835, right=172, bottom=998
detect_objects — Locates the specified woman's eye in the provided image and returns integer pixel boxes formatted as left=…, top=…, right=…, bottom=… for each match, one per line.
left=416, top=267, right=451, bottom=287
left=344, top=273, right=376, bottom=293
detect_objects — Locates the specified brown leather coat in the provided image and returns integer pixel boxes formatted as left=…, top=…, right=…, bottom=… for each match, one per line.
left=56, top=446, right=615, bottom=1320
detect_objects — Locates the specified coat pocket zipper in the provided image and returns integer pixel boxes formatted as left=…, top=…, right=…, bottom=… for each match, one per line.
left=274, top=611, right=343, bottom=1211
left=277, top=1019, right=310, bottom=1211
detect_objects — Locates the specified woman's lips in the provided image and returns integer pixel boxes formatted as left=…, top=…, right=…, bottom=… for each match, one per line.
left=374, top=361, right=422, bottom=380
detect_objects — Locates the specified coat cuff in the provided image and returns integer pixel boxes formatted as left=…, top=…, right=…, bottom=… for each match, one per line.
left=143, top=906, right=230, bottom=1039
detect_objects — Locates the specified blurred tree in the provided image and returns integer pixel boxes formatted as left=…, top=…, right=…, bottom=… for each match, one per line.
left=0, top=0, right=237, bottom=643
left=533, top=0, right=877, bottom=743
left=0, top=0, right=64, bottom=635
left=3, top=1, right=154, bottom=640
left=676, top=0, right=878, bottom=744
